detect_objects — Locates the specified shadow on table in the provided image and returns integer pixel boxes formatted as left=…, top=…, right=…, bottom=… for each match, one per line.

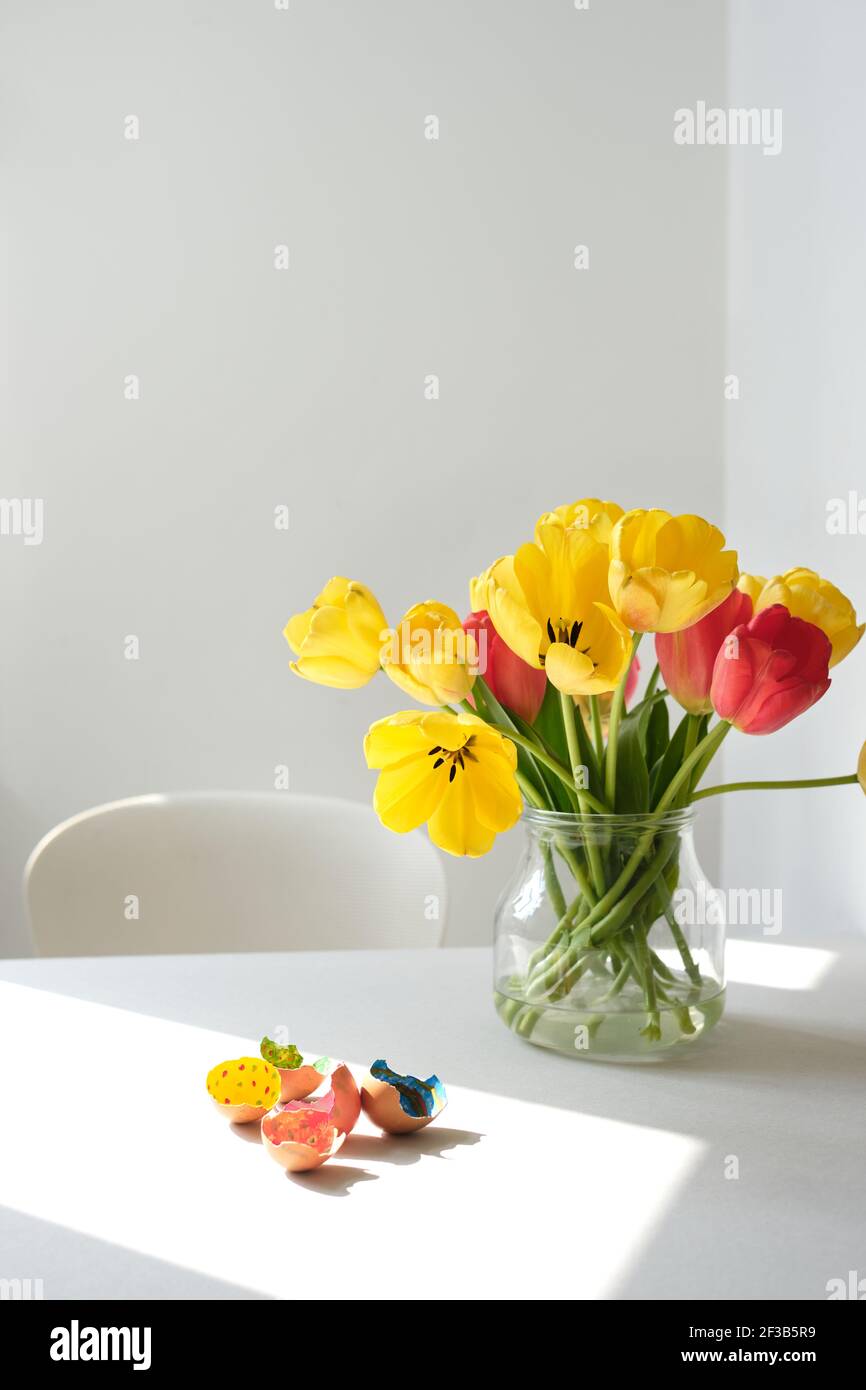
left=342, top=1126, right=483, bottom=1166
left=233, top=1125, right=484, bottom=1196
left=286, top=1163, right=379, bottom=1197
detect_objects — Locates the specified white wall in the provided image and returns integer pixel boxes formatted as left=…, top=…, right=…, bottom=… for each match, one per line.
left=721, top=0, right=866, bottom=938
left=0, top=0, right=728, bottom=955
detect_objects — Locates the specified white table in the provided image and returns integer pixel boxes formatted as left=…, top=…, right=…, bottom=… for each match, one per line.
left=1, top=940, right=864, bottom=1300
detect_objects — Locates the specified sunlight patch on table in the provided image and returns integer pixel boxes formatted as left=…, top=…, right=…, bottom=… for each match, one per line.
left=725, top=939, right=837, bottom=990
left=0, top=981, right=705, bottom=1299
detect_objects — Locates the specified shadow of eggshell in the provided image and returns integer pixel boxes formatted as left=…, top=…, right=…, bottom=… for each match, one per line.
left=261, top=1091, right=346, bottom=1171
left=360, top=1060, right=447, bottom=1135
left=206, top=1057, right=281, bottom=1123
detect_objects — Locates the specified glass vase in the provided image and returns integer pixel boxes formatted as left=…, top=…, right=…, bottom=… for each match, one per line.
left=494, top=807, right=725, bottom=1062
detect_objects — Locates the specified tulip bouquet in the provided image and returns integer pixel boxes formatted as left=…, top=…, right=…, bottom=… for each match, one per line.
left=286, top=502, right=864, bottom=1059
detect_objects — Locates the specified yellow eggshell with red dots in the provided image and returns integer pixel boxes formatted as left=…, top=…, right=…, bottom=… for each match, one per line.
left=206, top=1057, right=281, bottom=1123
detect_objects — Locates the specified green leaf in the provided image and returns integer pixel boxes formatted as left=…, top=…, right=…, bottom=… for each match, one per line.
left=646, top=698, right=670, bottom=772
left=510, top=711, right=572, bottom=812
left=614, top=715, right=650, bottom=812
left=650, top=711, right=691, bottom=806
left=533, top=682, right=570, bottom=767
left=571, top=704, right=605, bottom=802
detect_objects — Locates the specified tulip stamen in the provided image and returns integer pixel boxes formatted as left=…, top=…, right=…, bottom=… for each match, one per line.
left=432, top=735, right=476, bottom=781
left=543, top=617, right=588, bottom=662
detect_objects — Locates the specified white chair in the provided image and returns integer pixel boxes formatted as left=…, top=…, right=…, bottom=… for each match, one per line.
left=24, top=792, right=447, bottom=956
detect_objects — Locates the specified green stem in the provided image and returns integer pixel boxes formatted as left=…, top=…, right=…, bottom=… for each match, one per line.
left=604, top=632, right=643, bottom=807
left=589, top=696, right=605, bottom=764
left=693, top=773, right=858, bottom=800
left=516, top=770, right=597, bottom=911
left=559, top=690, right=608, bottom=896
left=541, top=842, right=567, bottom=918
left=467, top=687, right=559, bottom=808
left=527, top=720, right=731, bottom=988
left=653, top=877, right=702, bottom=987
left=471, top=703, right=589, bottom=804
left=599, top=957, right=633, bottom=1001
left=644, top=662, right=661, bottom=700
left=581, top=836, right=680, bottom=947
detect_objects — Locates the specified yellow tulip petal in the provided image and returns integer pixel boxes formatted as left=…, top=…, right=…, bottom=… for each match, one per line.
left=609, top=510, right=738, bottom=633
left=285, top=577, right=387, bottom=688
left=468, top=719, right=519, bottom=768
left=608, top=561, right=663, bottom=632
left=427, top=772, right=497, bottom=858
left=373, top=754, right=447, bottom=833
left=365, top=713, right=432, bottom=769
left=381, top=600, right=475, bottom=705
left=383, top=661, right=439, bottom=705
left=535, top=499, right=624, bottom=546
left=544, top=641, right=597, bottom=696
left=486, top=579, right=545, bottom=668
left=468, top=746, right=523, bottom=831
left=315, top=576, right=351, bottom=605
left=291, top=657, right=374, bottom=690
left=737, top=572, right=766, bottom=605
left=512, top=541, right=553, bottom=635
left=755, top=568, right=864, bottom=668
left=284, top=610, right=314, bottom=655
left=345, top=582, right=388, bottom=648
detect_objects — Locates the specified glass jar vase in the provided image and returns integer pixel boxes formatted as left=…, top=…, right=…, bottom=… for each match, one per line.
left=494, top=808, right=725, bottom=1062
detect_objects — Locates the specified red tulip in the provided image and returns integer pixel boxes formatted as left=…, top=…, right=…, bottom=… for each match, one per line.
left=624, top=652, right=641, bottom=707
left=655, top=588, right=753, bottom=714
left=463, top=610, right=547, bottom=723
left=710, top=604, right=832, bottom=735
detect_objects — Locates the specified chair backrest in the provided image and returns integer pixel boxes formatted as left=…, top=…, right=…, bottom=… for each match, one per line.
left=25, top=792, right=448, bottom=956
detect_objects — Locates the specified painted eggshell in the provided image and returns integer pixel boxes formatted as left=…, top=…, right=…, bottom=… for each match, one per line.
left=277, top=1064, right=328, bottom=1103
left=261, top=1091, right=346, bottom=1171
left=330, top=1063, right=361, bottom=1136
left=360, top=1059, right=447, bottom=1135
left=206, top=1057, right=281, bottom=1123
left=259, top=1038, right=333, bottom=1103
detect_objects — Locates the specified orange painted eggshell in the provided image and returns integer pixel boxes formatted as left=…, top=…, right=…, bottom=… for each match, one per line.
left=330, top=1063, right=361, bottom=1136
left=206, top=1057, right=281, bottom=1123
left=261, top=1091, right=346, bottom=1172
left=360, top=1060, right=447, bottom=1135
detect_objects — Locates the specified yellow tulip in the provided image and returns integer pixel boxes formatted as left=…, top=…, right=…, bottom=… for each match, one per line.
left=381, top=600, right=477, bottom=706
left=364, top=710, right=522, bottom=857
left=858, top=740, right=866, bottom=795
left=534, top=498, right=624, bottom=546
left=472, top=519, right=632, bottom=696
left=608, top=509, right=738, bottom=633
left=750, top=568, right=864, bottom=668
left=736, top=572, right=766, bottom=606
left=284, top=577, right=387, bottom=689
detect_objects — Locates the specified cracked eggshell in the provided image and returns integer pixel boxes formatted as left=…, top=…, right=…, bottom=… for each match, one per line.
left=261, top=1092, right=346, bottom=1172
left=329, top=1063, right=361, bottom=1136
left=277, top=1063, right=328, bottom=1103
left=259, top=1039, right=333, bottom=1103
left=360, top=1060, right=447, bottom=1135
left=206, top=1057, right=281, bottom=1123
